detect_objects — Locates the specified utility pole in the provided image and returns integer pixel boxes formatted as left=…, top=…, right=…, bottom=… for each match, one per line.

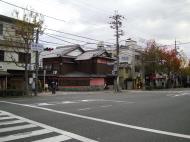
left=109, top=11, right=124, bottom=92
left=175, top=39, right=177, bottom=55
left=35, top=29, right=39, bottom=96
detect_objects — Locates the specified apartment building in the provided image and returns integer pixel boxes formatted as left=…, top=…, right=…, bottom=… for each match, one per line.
left=0, top=15, right=35, bottom=89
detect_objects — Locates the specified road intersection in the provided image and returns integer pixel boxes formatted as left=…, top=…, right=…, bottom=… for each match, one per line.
left=0, top=90, right=190, bottom=142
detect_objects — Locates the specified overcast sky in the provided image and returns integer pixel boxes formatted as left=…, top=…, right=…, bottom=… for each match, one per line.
left=0, top=0, right=190, bottom=56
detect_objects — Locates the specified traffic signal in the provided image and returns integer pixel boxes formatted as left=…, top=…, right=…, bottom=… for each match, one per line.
left=44, top=47, right=54, bottom=51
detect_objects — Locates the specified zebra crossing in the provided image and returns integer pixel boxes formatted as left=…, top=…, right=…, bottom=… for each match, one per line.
left=0, top=110, right=98, bottom=142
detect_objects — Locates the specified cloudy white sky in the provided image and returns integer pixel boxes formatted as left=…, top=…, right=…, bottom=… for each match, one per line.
left=0, top=0, right=190, bottom=56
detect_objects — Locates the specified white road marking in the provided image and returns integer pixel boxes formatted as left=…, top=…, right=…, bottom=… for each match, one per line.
left=0, top=110, right=98, bottom=142
left=0, top=113, right=8, bottom=116
left=80, top=99, right=132, bottom=103
left=1, top=101, right=189, bottom=139
left=167, top=92, right=189, bottom=97
left=62, top=101, right=76, bottom=104
left=100, top=105, right=112, bottom=108
left=0, top=116, right=14, bottom=120
left=0, top=124, right=37, bottom=133
left=78, top=108, right=91, bottom=111
left=81, top=100, right=95, bottom=102
left=0, top=129, right=52, bottom=142
left=78, top=105, right=112, bottom=111
left=33, top=101, right=77, bottom=106
left=32, top=135, right=71, bottom=142
left=172, top=93, right=187, bottom=97
left=0, top=120, right=25, bottom=126
left=31, top=99, right=133, bottom=107
left=37, top=103, right=54, bottom=106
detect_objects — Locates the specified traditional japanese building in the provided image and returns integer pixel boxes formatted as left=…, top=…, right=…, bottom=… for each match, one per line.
left=41, top=45, right=115, bottom=90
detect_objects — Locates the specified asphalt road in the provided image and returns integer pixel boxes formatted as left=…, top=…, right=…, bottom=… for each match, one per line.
left=0, top=90, right=190, bottom=142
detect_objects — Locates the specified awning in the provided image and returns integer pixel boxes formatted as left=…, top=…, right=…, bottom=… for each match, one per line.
left=0, top=71, right=10, bottom=76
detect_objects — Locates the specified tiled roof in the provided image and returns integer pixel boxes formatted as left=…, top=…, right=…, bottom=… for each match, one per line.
left=40, top=44, right=83, bottom=59
left=75, top=49, right=106, bottom=60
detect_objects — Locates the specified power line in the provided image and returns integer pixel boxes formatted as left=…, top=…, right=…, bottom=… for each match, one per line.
left=66, top=0, right=112, bottom=15
left=3, top=25, right=113, bottom=45
left=43, top=32, right=96, bottom=44
left=0, top=0, right=66, bottom=22
left=39, top=40, right=64, bottom=46
left=43, top=33, right=79, bottom=45
left=3, top=25, right=190, bottom=48
left=4, top=26, right=190, bottom=47
left=39, top=39, right=97, bottom=50
left=45, top=28, right=115, bottom=45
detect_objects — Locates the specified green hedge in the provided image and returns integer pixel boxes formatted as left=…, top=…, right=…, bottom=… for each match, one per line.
left=0, top=89, right=25, bottom=97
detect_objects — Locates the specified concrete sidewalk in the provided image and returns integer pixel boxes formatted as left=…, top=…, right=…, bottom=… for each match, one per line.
left=37, top=88, right=190, bottom=96
left=37, top=90, right=119, bottom=96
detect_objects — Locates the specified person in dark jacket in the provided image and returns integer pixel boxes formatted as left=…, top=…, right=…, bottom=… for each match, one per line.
left=51, top=81, right=56, bottom=94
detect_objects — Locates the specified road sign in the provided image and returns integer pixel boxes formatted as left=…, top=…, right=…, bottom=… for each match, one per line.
left=31, top=43, right=44, bottom=52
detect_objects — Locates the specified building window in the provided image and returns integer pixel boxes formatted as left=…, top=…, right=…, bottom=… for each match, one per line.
left=0, top=24, right=3, bottom=35
left=0, top=50, right=4, bottom=61
left=135, top=55, right=140, bottom=60
left=135, top=66, right=140, bottom=72
left=18, top=52, right=31, bottom=63
left=44, top=64, right=52, bottom=70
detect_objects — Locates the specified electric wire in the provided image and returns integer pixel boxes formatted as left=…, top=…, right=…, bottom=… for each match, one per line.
left=0, top=0, right=66, bottom=22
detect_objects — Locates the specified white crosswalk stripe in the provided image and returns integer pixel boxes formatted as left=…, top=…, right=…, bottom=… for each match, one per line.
left=0, top=129, right=52, bottom=142
left=0, top=110, right=98, bottom=142
left=0, top=120, right=24, bottom=126
left=0, top=113, right=8, bottom=116
left=0, top=116, right=15, bottom=120
left=0, top=124, right=37, bottom=133
left=32, top=135, right=71, bottom=142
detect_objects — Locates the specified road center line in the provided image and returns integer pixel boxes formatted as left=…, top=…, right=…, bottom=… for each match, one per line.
left=1, top=101, right=190, bottom=139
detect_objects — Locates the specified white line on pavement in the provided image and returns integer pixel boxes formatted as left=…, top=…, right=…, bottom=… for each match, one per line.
left=0, top=124, right=37, bottom=133
left=100, top=105, right=113, bottom=108
left=172, top=93, right=188, bottom=97
left=0, top=120, right=25, bottom=126
left=0, top=110, right=98, bottom=142
left=0, top=113, right=8, bottom=116
left=80, top=99, right=133, bottom=103
left=1, top=101, right=190, bottom=140
left=0, top=116, right=15, bottom=120
left=78, top=108, right=91, bottom=111
left=36, top=103, right=54, bottom=106
left=62, top=101, right=77, bottom=104
left=32, top=135, right=71, bottom=142
left=0, top=129, right=52, bottom=142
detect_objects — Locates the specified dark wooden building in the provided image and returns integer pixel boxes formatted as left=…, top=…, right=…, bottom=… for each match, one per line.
left=41, top=45, right=115, bottom=90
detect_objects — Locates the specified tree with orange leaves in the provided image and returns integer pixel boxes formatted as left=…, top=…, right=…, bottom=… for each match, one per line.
left=143, top=40, right=181, bottom=75
left=143, top=40, right=182, bottom=88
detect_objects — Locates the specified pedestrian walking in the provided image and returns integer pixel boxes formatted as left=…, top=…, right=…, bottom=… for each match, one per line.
left=31, top=80, right=35, bottom=96
left=44, top=83, right=48, bottom=92
left=51, top=81, right=56, bottom=94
